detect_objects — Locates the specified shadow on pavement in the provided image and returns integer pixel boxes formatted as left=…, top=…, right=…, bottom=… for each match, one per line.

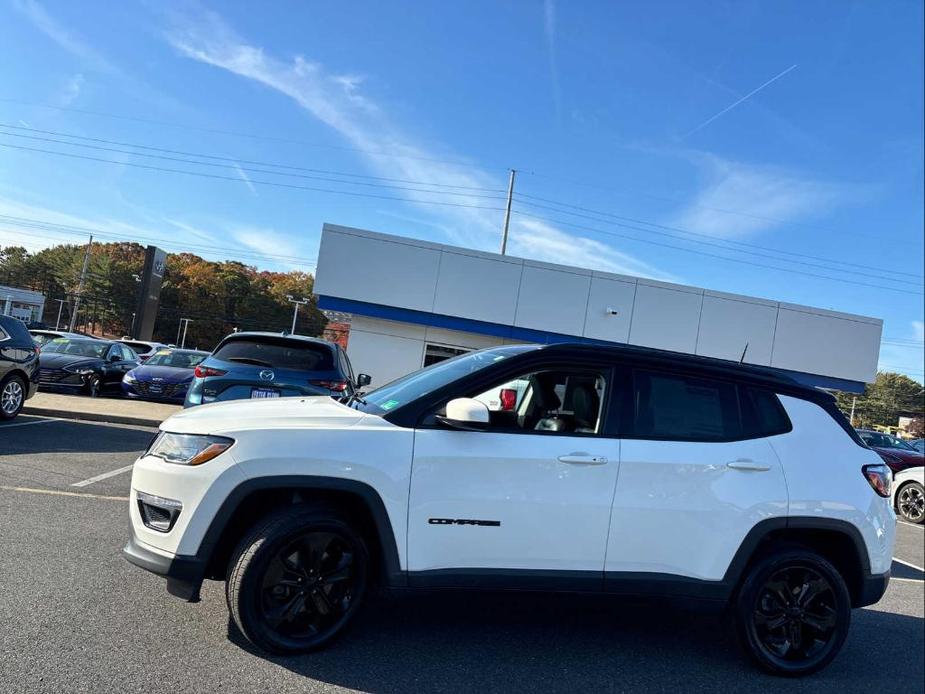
left=892, top=560, right=925, bottom=580
left=227, top=589, right=925, bottom=693
left=0, top=418, right=154, bottom=454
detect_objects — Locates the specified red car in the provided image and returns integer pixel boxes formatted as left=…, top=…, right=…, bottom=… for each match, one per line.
left=857, top=429, right=925, bottom=474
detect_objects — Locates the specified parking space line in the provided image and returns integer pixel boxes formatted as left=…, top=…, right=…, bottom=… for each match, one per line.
left=0, top=485, right=127, bottom=501
left=0, top=418, right=62, bottom=429
left=892, top=577, right=924, bottom=584
left=893, top=557, right=925, bottom=573
left=70, top=464, right=135, bottom=488
left=898, top=521, right=923, bottom=530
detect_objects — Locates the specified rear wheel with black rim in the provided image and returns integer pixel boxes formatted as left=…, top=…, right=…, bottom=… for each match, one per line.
left=735, top=548, right=850, bottom=676
left=226, top=506, right=368, bottom=654
left=0, top=374, right=26, bottom=419
left=897, top=482, right=925, bottom=524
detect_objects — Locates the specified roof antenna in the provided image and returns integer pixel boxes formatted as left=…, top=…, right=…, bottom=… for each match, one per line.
left=739, top=342, right=749, bottom=364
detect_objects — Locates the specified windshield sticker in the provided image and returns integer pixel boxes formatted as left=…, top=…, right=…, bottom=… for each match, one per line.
left=380, top=399, right=401, bottom=410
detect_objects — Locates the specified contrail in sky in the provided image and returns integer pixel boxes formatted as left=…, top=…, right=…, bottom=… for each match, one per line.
left=684, top=64, right=798, bottom=138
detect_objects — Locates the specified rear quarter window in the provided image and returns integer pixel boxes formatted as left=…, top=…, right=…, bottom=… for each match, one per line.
left=212, top=338, right=334, bottom=371
left=740, top=387, right=793, bottom=438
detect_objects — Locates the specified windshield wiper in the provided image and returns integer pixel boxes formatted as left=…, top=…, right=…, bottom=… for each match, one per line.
left=226, top=357, right=273, bottom=367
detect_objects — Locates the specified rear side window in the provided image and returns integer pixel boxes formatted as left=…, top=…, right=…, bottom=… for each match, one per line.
left=212, top=338, right=334, bottom=371
left=740, top=387, right=792, bottom=437
left=633, top=370, right=741, bottom=441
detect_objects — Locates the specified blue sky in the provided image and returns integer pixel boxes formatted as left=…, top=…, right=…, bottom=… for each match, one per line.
left=0, top=0, right=922, bottom=381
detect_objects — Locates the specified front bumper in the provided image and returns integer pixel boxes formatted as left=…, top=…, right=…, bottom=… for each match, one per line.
left=123, top=528, right=206, bottom=602
left=856, top=570, right=890, bottom=608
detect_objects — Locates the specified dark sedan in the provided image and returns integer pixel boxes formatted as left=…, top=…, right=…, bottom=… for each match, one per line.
left=122, top=348, right=209, bottom=403
left=38, top=338, right=140, bottom=397
left=857, top=429, right=925, bottom=474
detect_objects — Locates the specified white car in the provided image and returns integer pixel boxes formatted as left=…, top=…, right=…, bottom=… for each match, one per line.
left=124, top=343, right=895, bottom=676
left=892, top=466, right=924, bottom=524
left=116, top=339, right=169, bottom=362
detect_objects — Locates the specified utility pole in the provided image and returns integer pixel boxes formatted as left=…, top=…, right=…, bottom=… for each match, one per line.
left=54, top=298, right=66, bottom=330
left=499, top=169, right=516, bottom=255
left=179, top=318, right=193, bottom=348
left=287, top=295, right=309, bottom=334
left=849, top=396, right=857, bottom=426
left=69, top=235, right=93, bottom=332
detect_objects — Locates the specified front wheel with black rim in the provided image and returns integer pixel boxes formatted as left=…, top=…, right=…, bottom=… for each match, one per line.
left=897, top=482, right=925, bottom=524
left=86, top=375, right=102, bottom=397
left=735, top=548, right=851, bottom=677
left=0, top=375, right=26, bottom=420
left=226, top=506, right=369, bottom=654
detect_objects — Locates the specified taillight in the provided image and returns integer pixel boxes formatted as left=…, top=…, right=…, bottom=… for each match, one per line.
left=194, top=365, right=227, bottom=378
left=310, top=379, right=348, bottom=392
left=862, top=464, right=892, bottom=498
left=499, top=388, right=518, bottom=411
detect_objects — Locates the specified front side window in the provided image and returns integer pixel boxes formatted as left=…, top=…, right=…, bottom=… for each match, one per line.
left=469, top=368, right=607, bottom=435
left=633, top=370, right=740, bottom=441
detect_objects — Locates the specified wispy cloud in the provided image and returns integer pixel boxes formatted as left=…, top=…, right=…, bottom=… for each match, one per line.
left=164, top=8, right=666, bottom=279
left=543, top=0, right=562, bottom=119
left=59, top=73, right=84, bottom=106
left=684, top=64, right=798, bottom=139
left=509, top=217, right=676, bottom=281
left=13, top=0, right=119, bottom=75
left=232, top=162, right=257, bottom=196
left=233, top=227, right=303, bottom=270
left=672, top=154, right=848, bottom=238
left=878, top=320, right=925, bottom=383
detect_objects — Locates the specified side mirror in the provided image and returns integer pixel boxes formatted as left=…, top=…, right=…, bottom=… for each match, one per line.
left=436, top=397, right=490, bottom=431
left=109, top=354, right=120, bottom=362
left=357, top=373, right=372, bottom=388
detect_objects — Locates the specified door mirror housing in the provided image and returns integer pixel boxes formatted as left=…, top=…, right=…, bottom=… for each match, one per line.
left=436, top=397, right=490, bottom=431
left=108, top=353, right=121, bottom=362
left=356, top=373, right=372, bottom=388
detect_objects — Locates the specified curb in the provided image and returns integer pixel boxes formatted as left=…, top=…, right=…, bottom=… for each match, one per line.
left=21, top=405, right=169, bottom=428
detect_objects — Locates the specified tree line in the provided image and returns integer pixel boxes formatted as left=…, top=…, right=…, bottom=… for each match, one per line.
left=0, top=241, right=327, bottom=351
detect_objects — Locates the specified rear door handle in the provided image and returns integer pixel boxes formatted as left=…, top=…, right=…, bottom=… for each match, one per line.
left=558, top=454, right=608, bottom=465
left=726, top=459, right=770, bottom=472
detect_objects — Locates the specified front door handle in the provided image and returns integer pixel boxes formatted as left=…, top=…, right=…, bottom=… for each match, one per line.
left=726, top=459, right=770, bottom=472
left=558, top=454, right=608, bottom=465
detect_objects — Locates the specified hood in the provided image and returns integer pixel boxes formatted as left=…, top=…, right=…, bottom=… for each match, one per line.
left=129, top=364, right=194, bottom=383
left=39, top=353, right=103, bottom=370
left=872, top=447, right=924, bottom=473
left=161, top=396, right=372, bottom=435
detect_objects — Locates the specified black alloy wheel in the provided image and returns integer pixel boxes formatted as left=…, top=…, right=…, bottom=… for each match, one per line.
left=227, top=507, right=368, bottom=654
left=736, top=549, right=850, bottom=676
left=87, top=375, right=102, bottom=397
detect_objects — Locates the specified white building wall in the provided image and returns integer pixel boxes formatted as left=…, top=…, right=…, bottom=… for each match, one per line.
left=316, top=224, right=883, bottom=385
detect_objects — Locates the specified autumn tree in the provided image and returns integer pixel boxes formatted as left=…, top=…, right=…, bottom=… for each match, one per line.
left=836, top=372, right=925, bottom=428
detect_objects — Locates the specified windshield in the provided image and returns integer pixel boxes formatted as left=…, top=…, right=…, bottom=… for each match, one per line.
left=860, top=431, right=917, bottom=451
left=144, top=350, right=208, bottom=368
left=357, top=345, right=537, bottom=414
left=42, top=339, right=109, bottom=358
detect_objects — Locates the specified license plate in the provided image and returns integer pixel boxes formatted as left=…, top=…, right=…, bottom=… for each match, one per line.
left=251, top=388, right=280, bottom=399
left=148, top=385, right=163, bottom=394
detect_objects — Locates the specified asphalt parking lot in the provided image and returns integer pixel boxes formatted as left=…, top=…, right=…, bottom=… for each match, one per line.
left=0, top=415, right=922, bottom=694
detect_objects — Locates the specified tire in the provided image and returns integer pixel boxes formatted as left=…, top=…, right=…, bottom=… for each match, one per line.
left=896, top=482, right=925, bottom=524
left=86, top=375, right=102, bottom=397
left=734, top=547, right=851, bottom=677
left=226, top=505, right=369, bottom=654
left=0, top=374, right=26, bottom=420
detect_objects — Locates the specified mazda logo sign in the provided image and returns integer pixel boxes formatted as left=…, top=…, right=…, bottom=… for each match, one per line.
left=259, top=369, right=275, bottom=381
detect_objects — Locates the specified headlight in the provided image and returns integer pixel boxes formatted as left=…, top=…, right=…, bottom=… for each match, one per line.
left=124, top=372, right=136, bottom=382
left=146, top=432, right=234, bottom=465
left=64, top=365, right=96, bottom=375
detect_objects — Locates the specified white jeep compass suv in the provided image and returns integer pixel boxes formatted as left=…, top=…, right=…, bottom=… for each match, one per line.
left=124, top=343, right=895, bottom=676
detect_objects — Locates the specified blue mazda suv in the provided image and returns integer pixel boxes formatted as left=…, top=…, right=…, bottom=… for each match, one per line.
left=184, top=332, right=367, bottom=408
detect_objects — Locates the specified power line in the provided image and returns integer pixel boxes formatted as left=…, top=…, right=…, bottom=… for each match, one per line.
left=513, top=193, right=924, bottom=283
left=511, top=208, right=925, bottom=296
left=0, top=123, right=504, bottom=192
left=0, top=128, right=508, bottom=200
left=0, top=98, right=510, bottom=172
left=0, top=142, right=510, bottom=213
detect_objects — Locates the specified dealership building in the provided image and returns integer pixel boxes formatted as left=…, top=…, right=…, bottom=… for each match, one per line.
left=313, top=224, right=881, bottom=394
